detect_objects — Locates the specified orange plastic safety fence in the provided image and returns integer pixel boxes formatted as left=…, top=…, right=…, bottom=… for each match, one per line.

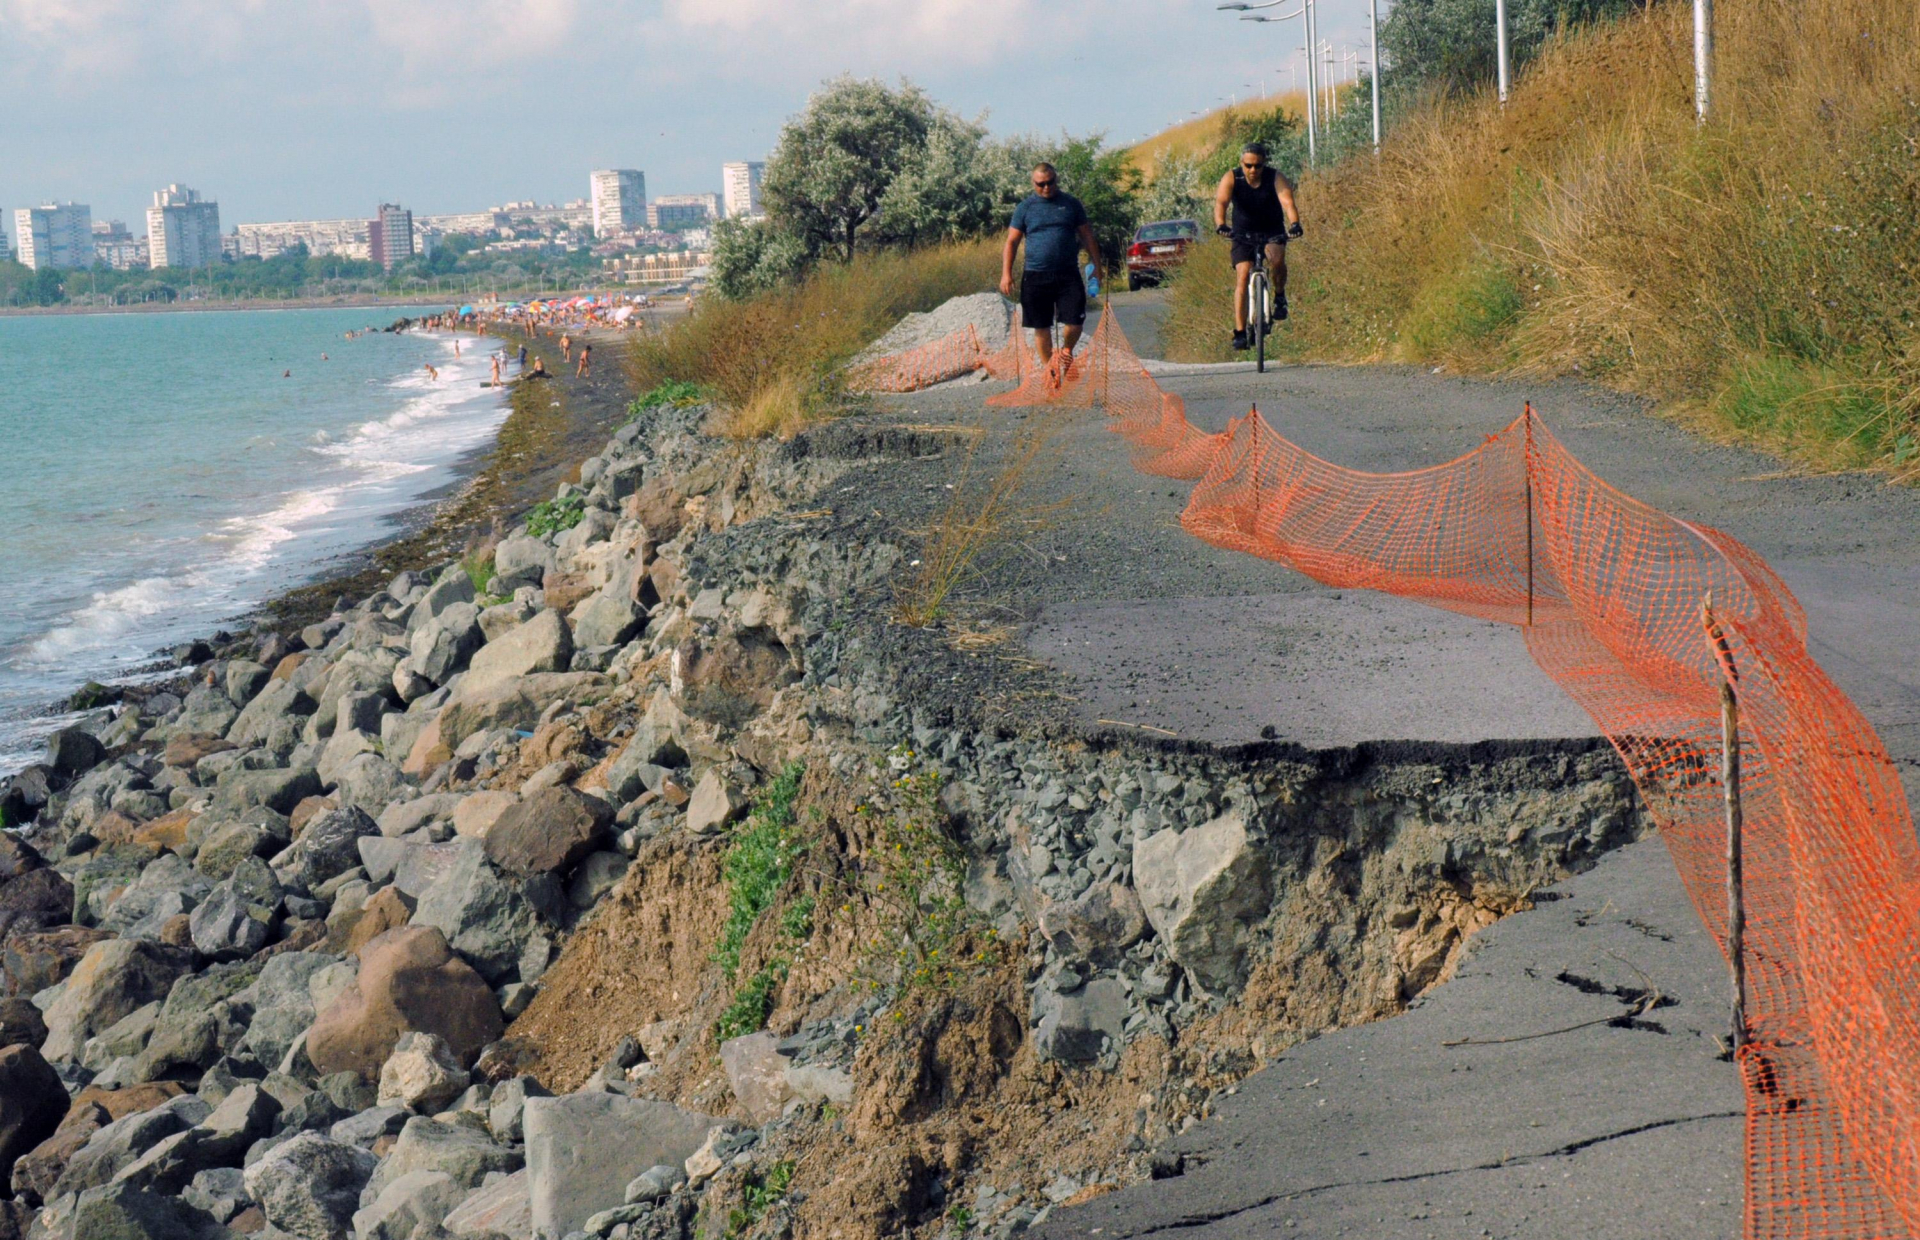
left=858, top=306, right=1920, bottom=1238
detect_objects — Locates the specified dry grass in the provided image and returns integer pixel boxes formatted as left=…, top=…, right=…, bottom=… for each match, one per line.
left=625, top=239, right=1001, bottom=440
left=1160, top=0, right=1920, bottom=472
left=894, top=427, right=1066, bottom=629
left=1130, top=95, right=1310, bottom=177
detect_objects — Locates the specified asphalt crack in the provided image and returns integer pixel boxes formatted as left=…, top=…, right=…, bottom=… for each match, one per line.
left=1114, top=1112, right=1744, bottom=1237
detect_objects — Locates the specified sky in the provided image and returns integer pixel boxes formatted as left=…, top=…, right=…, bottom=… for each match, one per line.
left=0, top=0, right=1382, bottom=233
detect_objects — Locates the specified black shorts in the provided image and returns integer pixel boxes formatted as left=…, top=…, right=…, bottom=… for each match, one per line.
left=1019, top=271, right=1087, bottom=330
left=1230, top=235, right=1287, bottom=266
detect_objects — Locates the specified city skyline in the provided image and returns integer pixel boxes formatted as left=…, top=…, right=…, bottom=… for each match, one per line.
left=0, top=1, right=1381, bottom=232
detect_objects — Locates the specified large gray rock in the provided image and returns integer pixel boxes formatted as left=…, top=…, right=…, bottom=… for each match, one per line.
left=462, top=609, right=572, bottom=697
left=211, top=765, right=321, bottom=817
left=135, top=959, right=263, bottom=1082
left=408, top=604, right=483, bottom=686
left=69, top=1181, right=210, bottom=1240
left=350, top=1169, right=465, bottom=1240
left=109, top=1083, right=277, bottom=1193
left=1033, top=977, right=1128, bottom=1064
left=485, top=1076, right=549, bottom=1144
left=436, top=672, right=605, bottom=750
left=442, top=1167, right=530, bottom=1238
left=227, top=680, right=316, bottom=748
left=1133, top=813, right=1271, bottom=995
left=1039, top=882, right=1149, bottom=967
left=375, top=1032, right=469, bottom=1113
left=282, top=806, right=379, bottom=890
left=51, top=1094, right=210, bottom=1198
left=47, top=728, right=107, bottom=779
left=408, top=570, right=476, bottom=633
left=409, top=840, right=541, bottom=985
left=41, top=940, right=192, bottom=1063
left=523, top=1094, right=717, bottom=1240
left=329, top=755, right=407, bottom=815
left=490, top=537, right=555, bottom=593
left=363, top=1115, right=519, bottom=1202
left=99, top=855, right=213, bottom=942
left=226, top=660, right=272, bottom=708
left=187, top=859, right=282, bottom=962
left=243, top=1132, right=377, bottom=1240
left=569, top=585, right=643, bottom=650
left=238, top=951, right=341, bottom=1069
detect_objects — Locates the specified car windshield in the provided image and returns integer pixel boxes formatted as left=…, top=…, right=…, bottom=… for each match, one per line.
left=1137, top=221, right=1197, bottom=241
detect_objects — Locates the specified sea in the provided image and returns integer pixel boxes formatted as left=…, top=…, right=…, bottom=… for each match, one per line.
left=0, top=306, right=511, bottom=774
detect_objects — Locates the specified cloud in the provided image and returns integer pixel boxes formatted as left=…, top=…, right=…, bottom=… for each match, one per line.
left=656, top=0, right=1089, bottom=74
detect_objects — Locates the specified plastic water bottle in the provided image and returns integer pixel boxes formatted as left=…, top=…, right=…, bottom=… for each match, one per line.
left=1084, top=262, right=1100, bottom=299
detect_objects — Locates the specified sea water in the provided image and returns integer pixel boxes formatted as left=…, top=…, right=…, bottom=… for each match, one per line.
left=0, top=307, right=511, bottom=773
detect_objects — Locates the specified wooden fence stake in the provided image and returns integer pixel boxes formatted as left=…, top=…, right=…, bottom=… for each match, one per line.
left=1704, top=593, right=1748, bottom=1050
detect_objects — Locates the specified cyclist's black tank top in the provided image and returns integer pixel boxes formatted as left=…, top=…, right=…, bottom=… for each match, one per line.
left=1230, top=167, right=1286, bottom=236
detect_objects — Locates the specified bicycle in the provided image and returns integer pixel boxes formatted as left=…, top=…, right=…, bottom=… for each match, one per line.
left=1221, top=224, right=1302, bottom=373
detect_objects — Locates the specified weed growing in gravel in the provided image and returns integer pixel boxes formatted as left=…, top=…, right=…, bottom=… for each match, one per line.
left=895, top=428, right=1064, bottom=628
left=712, top=764, right=811, bottom=1040
left=461, top=553, right=496, bottom=597
left=523, top=495, right=585, bottom=539
left=627, top=380, right=710, bottom=419
left=724, top=1161, right=795, bottom=1240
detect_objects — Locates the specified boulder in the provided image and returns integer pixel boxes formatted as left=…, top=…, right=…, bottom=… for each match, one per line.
left=671, top=631, right=795, bottom=728
left=523, top=1094, right=718, bottom=1240
left=1133, top=813, right=1271, bottom=995
left=462, top=609, right=573, bottom=696
left=330, top=755, right=407, bottom=815
left=135, top=960, right=262, bottom=1083
left=1039, top=882, right=1149, bottom=967
left=327, top=1105, right=408, bottom=1149
left=0, top=1045, right=68, bottom=1191
left=211, top=765, right=320, bottom=816
left=47, top=728, right=107, bottom=779
left=350, top=1169, right=465, bottom=1240
left=490, top=537, right=555, bottom=593
left=328, top=886, right=412, bottom=957
left=242, top=1132, right=377, bottom=1240
left=41, top=940, right=191, bottom=1063
left=47, top=1093, right=209, bottom=1198
left=408, top=604, right=483, bottom=686
left=226, top=680, right=316, bottom=748
left=409, top=841, right=541, bottom=984
left=0, top=835, right=43, bottom=883
left=481, top=787, right=611, bottom=878
left=1032, top=977, right=1128, bottom=1064
left=188, top=880, right=275, bottom=962
left=160, top=733, right=232, bottom=770
left=450, top=792, right=516, bottom=841
left=226, top=661, right=272, bottom=708
left=408, top=570, right=476, bottom=632
left=363, top=1115, right=519, bottom=1202
left=98, top=854, right=212, bottom=942
left=317, top=729, right=379, bottom=789
left=568, top=852, right=628, bottom=909
left=0, top=997, right=47, bottom=1049
left=718, top=1032, right=788, bottom=1123
left=484, top=1076, right=548, bottom=1144
left=0, top=867, right=75, bottom=941
left=181, top=1166, right=249, bottom=1224
left=570, top=585, right=643, bottom=650
left=377, top=794, right=462, bottom=839
left=2, top=925, right=109, bottom=1002
left=442, top=1167, right=530, bottom=1238
left=436, top=673, right=605, bottom=749
left=191, top=821, right=275, bottom=882
left=306, top=927, right=502, bottom=1081
left=238, top=951, right=339, bottom=1069
left=375, top=1033, right=469, bottom=1113
left=68, top=1182, right=210, bottom=1240
left=685, top=772, right=746, bottom=835
left=283, top=806, right=379, bottom=890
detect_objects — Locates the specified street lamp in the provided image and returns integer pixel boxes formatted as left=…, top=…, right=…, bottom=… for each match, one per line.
left=1223, top=0, right=1315, bottom=165
left=1496, top=0, right=1512, bottom=104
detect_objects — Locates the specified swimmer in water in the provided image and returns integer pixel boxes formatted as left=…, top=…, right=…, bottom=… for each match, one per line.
left=425, top=364, right=439, bottom=381
left=283, top=369, right=291, bottom=378
left=491, top=355, right=502, bottom=387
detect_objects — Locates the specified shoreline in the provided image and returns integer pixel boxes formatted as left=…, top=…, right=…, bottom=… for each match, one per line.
left=0, top=293, right=573, bottom=318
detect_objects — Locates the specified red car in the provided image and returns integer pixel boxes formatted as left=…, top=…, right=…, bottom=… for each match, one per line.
left=1125, top=219, right=1201, bottom=290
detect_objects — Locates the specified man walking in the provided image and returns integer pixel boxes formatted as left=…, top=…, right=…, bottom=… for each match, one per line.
left=1213, top=142, right=1302, bottom=351
left=1001, top=162, right=1102, bottom=377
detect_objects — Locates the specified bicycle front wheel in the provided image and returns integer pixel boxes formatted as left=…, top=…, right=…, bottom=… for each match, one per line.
left=1249, top=271, right=1269, bottom=373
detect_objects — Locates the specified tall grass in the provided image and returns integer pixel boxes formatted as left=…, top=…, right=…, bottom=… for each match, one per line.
left=1161, top=0, right=1920, bottom=474
left=624, top=239, right=1001, bottom=439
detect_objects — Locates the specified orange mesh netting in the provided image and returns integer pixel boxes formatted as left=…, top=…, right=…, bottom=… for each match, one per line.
left=856, top=304, right=1920, bottom=1238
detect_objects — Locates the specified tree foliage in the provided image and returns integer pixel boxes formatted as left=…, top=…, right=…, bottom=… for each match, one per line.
left=1381, top=0, right=1647, bottom=95
left=764, top=76, right=943, bottom=264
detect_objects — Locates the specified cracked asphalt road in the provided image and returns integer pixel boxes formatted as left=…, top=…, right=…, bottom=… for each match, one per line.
left=1033, top=838, right=1745, bottom=1240
left=882, top=291, right=1916, bottom=1238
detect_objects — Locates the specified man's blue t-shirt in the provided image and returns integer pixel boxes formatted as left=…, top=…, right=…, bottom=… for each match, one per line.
left=1011, top=192, right=1089, bottom=276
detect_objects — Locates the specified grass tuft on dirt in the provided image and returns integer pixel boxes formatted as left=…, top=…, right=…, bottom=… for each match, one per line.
left=1158, top=0, right=1920, bottom=476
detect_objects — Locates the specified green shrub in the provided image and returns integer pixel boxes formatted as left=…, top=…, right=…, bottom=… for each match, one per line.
left=523, top=495, right=585, bottom=540
left=626, top=380, right=710, bottom=420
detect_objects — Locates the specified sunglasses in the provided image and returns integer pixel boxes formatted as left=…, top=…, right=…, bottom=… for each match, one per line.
left=1033, top=178, right=1057, bottom=188
left=1242, top=160, right=1266, bottom=170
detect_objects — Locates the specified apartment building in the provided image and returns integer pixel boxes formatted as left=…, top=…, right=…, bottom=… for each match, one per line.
left=146, top=185, right=222, bottom=269
left=14, top=203, right=93, bottom=270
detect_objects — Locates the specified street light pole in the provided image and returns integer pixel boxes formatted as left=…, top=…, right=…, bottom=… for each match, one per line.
left=1370, top=0, right=1382, bottom=150
left=1693, top=0, right=1713, bottom=121
left=1223, top=1, right=1314, bottom=165
left=1495, top=0, right=1512, bottom=104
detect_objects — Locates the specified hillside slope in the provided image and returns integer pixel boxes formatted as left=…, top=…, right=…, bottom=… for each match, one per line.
left=1157, top=0, right=1920, bottom=475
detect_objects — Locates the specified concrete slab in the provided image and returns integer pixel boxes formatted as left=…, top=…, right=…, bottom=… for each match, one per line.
left=1035, top=838, right=1745, bottom=1240
left=1027, top=591, right=1600, bottom=747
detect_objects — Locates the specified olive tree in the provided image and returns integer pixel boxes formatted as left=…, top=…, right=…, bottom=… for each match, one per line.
left=764, top=76, right=939, bottom=263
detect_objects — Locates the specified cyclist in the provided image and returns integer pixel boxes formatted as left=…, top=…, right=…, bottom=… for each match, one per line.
left=1213, top=142, right=1302, bottom=351
left=1001, top=162, right=1102, bottom=377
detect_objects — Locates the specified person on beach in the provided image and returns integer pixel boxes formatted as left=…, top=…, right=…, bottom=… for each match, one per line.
left=518, top=344, right=528, bottom=369
left=526, top=358, right=549, bottom=380
left=491, top=355, right=502, bottom=387
left=454, top=340, right=461, bottom=357
left=560, top=334, right=572, bottom=363
left=282, top=369, right=291, bottom=378
left=576, top=343, right=591, bottom=378
left=321, top=353, right=329, bottom=361
left=1001, top=161, right=1101, bottom=379
left=424, top=364, right=439, bottom=381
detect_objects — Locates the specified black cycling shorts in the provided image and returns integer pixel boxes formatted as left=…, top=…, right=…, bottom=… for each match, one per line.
left=1019, top=271, right=1087, bottom=330
left=1230, top=235, right=1287, bottom=266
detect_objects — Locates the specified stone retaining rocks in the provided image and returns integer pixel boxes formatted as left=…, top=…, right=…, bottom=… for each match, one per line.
left=1133, top=814, right=1270, bottom=995
left=0, top=1044, right=68, bottom=1190
left=243, top=1132, right=377, bottom=1240
left=482, top=787, right=611, bottom=877
left=462, top=609, right=572, bottom=696
left=41, top=940, right=192, bottom=1063
left=523, top=1094, right=718, bottom=1240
